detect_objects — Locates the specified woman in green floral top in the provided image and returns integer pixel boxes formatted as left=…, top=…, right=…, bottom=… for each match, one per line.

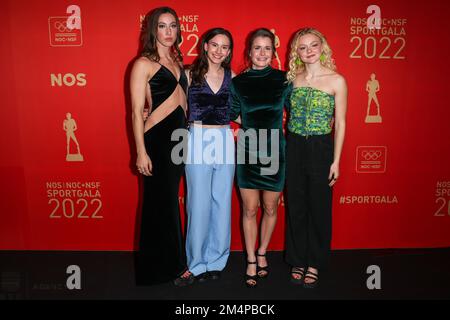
left=285, top=27, right=347, bottom=288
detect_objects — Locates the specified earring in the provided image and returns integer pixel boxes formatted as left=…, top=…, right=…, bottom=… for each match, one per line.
left=320, top=53, right=326, bottom=62
left=295, top=57, right=303, bottom=66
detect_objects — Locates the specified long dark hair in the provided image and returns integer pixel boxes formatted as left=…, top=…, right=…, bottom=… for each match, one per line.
left=245, top=28, right=275, bottom=68
left=190, top=28, right=233, bottom=85
left=140, top=7, right=183, bottom=63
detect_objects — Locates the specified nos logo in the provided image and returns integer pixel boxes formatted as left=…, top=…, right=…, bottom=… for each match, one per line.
left=51, top=73, right=87, bottom=87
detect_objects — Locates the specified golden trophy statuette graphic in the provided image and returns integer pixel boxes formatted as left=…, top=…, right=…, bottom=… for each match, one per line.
left=270, top=29, right=282, bottom=70
left=64, top=113, right=84, bottom=161
left=365, top=73, right=382, bottom=123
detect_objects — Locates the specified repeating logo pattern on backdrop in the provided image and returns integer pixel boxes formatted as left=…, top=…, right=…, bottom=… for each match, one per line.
left=340, top=6, right=402, bottom=209
left=45, top=5, right=104, bottom=223
left=3, top=1, right=450, bottom=251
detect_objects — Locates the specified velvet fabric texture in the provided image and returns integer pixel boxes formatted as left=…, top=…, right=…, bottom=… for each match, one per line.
left=188, top=68, right=232, bottom=125
left=230, top=66, right=290, bottom=192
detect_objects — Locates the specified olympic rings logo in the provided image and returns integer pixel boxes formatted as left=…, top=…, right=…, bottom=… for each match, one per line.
left=54, top=21, right=70, bottom=33
left=361, top=150, right=382, bottom=160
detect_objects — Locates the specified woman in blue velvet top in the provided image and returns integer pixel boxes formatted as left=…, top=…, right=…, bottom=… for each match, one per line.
left=230, top=28, right=290, bottom=287
left=184, top=28, right=235, bottom=283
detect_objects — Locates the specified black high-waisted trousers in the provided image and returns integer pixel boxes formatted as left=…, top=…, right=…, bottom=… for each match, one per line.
left=285, top=132, right=333, bottom=270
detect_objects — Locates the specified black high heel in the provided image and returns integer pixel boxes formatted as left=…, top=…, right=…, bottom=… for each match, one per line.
left=245, top=260, right=258, bottom=288
left=290, top=266, right=305, bottom=285
left=173, top=270, right=195, bottom=287
left=303, top=269, right=319, bottom=289
left=256, top=251, right=269, bottom=278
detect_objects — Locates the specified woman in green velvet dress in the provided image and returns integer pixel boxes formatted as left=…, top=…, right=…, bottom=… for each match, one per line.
left=230, top=28, right=291, bottom=288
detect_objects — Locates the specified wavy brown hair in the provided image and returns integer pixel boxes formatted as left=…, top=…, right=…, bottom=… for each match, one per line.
left=140, top=7, right=183, bottom=63
left=190, top=28, right=234, bottom=85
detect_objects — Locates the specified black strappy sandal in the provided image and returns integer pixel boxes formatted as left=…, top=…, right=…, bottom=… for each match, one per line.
left=303, top=269, right=319, bottom=289
left=256, top=251, right=269, bottom=278
left=290, top=267, right=305, bottom=285
left=245, top=260, right=258, bottom=288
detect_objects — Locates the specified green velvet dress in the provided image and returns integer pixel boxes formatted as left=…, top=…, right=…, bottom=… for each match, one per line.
left=230, top=66, right=291, bottom=192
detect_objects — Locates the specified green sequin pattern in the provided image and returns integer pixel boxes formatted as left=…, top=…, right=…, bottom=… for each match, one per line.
left=288, top=87, right=335, bottom=136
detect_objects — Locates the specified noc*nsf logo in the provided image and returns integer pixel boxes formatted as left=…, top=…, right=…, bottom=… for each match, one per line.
left=48, top=5, right=82, bottom=47
left=63, top=113, right=84, bottom=162
left=356, top=146, right=386, bottom=173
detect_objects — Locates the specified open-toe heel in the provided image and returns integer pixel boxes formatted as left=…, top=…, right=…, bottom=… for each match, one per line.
left=303, top=269, right=319, bottom=289
left=256, top=251, right=269, bottom=278
left=290, top=267, right=305, bottom=285
left=245, top=261, right=258, bottom=288
left=173, top=270, right=195, bottom=287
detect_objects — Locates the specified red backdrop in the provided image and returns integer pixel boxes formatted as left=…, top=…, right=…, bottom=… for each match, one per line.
left=1, top=0, right=449, bottom=251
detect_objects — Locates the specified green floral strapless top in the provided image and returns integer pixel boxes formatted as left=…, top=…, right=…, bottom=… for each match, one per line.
left=288, top=87, right=335, bottom=136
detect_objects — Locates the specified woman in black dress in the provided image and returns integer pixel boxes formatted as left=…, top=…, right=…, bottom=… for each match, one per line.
left=130, top=7, right=193, bottom=286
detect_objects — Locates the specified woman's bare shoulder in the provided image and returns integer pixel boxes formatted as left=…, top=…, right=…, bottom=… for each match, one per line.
left=328, top=71, right=346, bottom=86
left=133, top=56, right=159, bottom=71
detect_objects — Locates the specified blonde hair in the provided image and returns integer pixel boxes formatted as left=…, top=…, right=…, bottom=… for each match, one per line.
left=287, top=27, right=336, bottom=82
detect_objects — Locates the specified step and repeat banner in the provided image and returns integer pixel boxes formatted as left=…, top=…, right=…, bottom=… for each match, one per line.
left=1, top=0, right=449, bottom=251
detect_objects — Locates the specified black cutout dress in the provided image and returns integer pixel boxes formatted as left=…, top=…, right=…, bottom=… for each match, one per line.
left=135, top=62, right=188, bottom=285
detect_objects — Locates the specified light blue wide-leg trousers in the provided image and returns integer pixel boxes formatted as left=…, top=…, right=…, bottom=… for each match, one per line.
left=185, top=125, right=235, bottom=276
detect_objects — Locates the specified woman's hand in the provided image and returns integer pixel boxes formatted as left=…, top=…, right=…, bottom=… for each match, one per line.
left=328, top=162, right=339, bottom=187
left=136, top=152, right=152, bottom=176
left=143, top=108, right=150, bottom=121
